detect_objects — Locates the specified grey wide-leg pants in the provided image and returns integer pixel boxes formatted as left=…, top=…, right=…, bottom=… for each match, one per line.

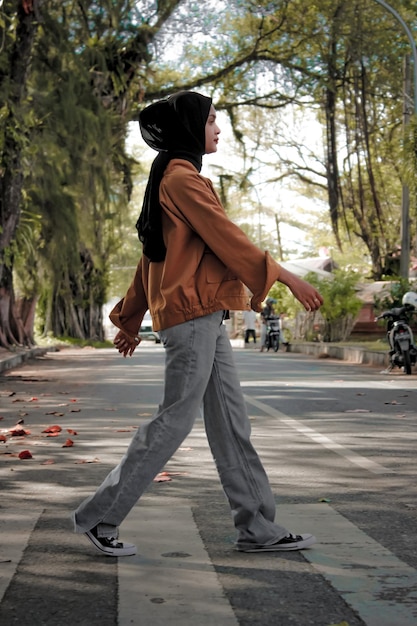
left=73, top=311, right=288, bottom=546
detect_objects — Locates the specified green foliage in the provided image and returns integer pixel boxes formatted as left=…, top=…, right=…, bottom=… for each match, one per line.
left=304, top=270, right=362, bottom=322
left=373, top=278, right=417, bottom=313
left=2, top=0, right=417, bottom=348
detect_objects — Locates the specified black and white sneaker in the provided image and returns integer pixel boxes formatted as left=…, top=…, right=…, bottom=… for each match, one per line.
left=85, top=526, right=137, bottom=557
left=236, top=533, right=316, bottom=552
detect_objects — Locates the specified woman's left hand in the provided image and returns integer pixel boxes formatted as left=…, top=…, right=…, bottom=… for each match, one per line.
left=113, top=330, right=141, bottom=357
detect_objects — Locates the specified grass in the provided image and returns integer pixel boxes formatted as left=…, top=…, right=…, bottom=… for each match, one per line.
left=339, top=339, right=387, bottom=351
left=35, top=333, right=114, bottom=350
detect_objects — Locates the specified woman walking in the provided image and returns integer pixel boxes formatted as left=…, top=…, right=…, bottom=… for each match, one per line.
left=72, top=91, right=323, bottom=556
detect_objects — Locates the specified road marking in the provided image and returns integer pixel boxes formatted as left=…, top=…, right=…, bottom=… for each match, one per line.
left=0, top=506, right=41, bottom=603
left=277, top=503, right=417, bottom=626
left=244, top=394, right=394, bottom=475
left=118, top=496, right=239, bottom=626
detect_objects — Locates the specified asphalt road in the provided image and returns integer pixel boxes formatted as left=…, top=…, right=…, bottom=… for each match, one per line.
left=0, top=343, right=416, bottom=625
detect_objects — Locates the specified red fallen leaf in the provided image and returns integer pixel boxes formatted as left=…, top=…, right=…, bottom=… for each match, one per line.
left=46, top=432, right=61, bottom=437
left=18, top=450, right=33, bottom=459
left=0, top=416, right=4, bottom=420
left=62, top=438, right=74, bottom=447
left=153, top=471, right=188, bottom=482
left=29, top=397, right=38, bottom=402
left=42, top=425, right=62, bottom=433
left=9, top=426, right=30, bottom=436
left=0, top=435, right=7, bottom=443
left=154, top=472, right=172, bottom=482
left=70, top=399, right=77, bottom=403
left=67, top=429, right=78, bottom=435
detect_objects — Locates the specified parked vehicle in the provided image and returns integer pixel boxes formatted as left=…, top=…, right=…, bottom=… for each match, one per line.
left=375, top=291, right=417, bottom=374
left=140, top=312, right=161, bottom=343
left=265, top=315, right=281, bottom=352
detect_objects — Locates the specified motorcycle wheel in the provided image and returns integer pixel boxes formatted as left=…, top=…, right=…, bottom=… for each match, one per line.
left=272, top=336, right=279, bottom=352
left=402, top=347, right=412, bottom=375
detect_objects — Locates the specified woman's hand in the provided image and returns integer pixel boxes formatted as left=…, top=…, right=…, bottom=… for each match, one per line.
left=278, top=267, right=323, bottom=312
left=113, top=330, right=141, bottom=357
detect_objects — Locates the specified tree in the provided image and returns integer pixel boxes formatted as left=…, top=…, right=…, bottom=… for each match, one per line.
left=146, top=0, right=414, bottom=279
left=0, top=0, right=45, bottom=347
left=0, top=0, right=182, bottom=348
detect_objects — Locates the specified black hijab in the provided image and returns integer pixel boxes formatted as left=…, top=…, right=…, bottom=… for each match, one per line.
left=136, top=91, right=212, bottom=261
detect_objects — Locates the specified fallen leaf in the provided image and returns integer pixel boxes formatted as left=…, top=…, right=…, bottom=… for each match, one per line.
left=9, top=426, right=30, bottom=436
left=67, top=429, right=78, bottom=435
left=18, top=450, right=33, bottom=459
left=45, top=412, right=65, bottom=417
left=384, top=400, right=404, bottom=405
left=62, top=438, right=74, bottom=447
left=29, top=397, right=38, bottom=402
left=153, top=471, right=187, bottom=482
left=74, top=457, right=100, bottom=464
left=154, top=472, right=172, bottom=482
left=70, top=409, right=81, bottom=413
left=42, top=425, right=62, bottom=433
left=46, top=432, right=61, bottom=437
left=0, top=435, right=7, bottom=443
left=41, top=459, right=56, bottom=465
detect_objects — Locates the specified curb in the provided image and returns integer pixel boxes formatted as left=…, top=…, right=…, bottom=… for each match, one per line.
left=288, top=341, right=389, bottom=368
left=0, top=347, right=51, bottom=374
left=231, top=338, right=389, bottom=368
left=0, top=342, right=389, bottom=375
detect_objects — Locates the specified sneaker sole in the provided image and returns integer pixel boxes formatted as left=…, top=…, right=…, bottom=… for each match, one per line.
left=85, top=530, right=137, bottom=557
left=236, top=534, right=316, bottom=552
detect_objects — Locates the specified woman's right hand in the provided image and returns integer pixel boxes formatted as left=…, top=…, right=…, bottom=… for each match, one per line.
left=113, top=330, right=141, bottom=357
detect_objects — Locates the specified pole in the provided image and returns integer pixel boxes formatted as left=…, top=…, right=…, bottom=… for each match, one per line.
left=400, top=55, right=411, bottom=278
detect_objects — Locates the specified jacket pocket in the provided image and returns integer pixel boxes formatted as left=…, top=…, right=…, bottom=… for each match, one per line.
left=204, top=252, right=237, bottom=284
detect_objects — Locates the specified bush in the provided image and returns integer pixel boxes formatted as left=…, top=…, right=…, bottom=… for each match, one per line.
left=304, top=270, right=362, bottom=341
left=373, top=278, right=417, bottom=313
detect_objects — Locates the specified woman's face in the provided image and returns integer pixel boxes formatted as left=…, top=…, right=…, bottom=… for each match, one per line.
left=205, top=105, right=221, bottom=154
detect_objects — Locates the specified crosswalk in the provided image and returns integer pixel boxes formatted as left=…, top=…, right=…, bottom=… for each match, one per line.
left=2, top=500, right=417, bottom=625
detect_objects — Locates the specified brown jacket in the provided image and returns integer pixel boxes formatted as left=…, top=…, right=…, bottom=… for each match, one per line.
left=110, top=159, right=281, bottom=336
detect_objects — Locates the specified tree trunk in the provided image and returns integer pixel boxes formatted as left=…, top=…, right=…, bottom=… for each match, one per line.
left=0, top=1, right=42, bottom=349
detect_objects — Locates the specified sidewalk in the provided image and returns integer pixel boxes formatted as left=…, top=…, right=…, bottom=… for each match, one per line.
left=231, top=338, right=389, bottom=368
left=0, top=346, right=51, bottom=373
left=0, top=340, right=389, bottom=375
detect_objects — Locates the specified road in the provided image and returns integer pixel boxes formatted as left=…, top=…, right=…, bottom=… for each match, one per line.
left=0, top=343, right=416, bottom=625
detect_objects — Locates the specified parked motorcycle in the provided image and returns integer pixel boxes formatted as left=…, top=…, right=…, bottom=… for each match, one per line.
left=375, top=291, right=417, bottom=374
left=265, top=315, right=281, bottom=352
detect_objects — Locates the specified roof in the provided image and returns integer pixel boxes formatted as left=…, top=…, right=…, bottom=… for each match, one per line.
left=279, top=256, right=336, bottom=278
